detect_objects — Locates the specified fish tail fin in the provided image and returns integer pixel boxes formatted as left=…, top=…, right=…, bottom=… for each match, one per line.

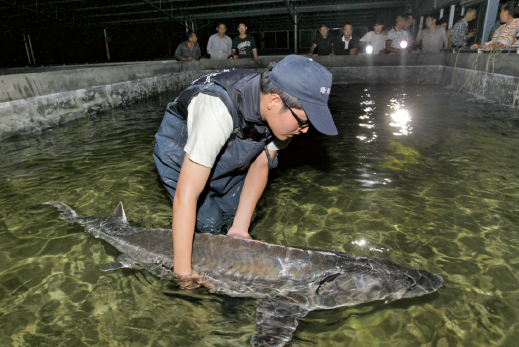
left=43, top=201, right=79, bottom=223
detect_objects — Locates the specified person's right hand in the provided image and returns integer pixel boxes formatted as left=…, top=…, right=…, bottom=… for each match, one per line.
left=470, top=44, right=480, bottom=49
left=306, top=53, right=314, bottom=57
left=233, top=55, right=239, bottom=59
left=187, top=57, right=194, bottom=61
left=175, top=271, right=216, bottom=293
left=467, top=31, right=476, bottom=38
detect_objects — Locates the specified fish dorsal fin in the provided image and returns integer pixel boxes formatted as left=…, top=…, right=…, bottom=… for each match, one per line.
left=112, top=202, right=128, bottom=224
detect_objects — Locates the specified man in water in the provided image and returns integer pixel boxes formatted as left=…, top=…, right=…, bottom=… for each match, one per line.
left=153, top=55, right=337, bottom=286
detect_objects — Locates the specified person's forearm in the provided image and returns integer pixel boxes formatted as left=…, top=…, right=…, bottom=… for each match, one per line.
left=172, top=189, right=197, bottom=276
left=231, top=159, right=269, bottom=231
left=253, top=49, right=258, bottom=58
left=176, top=56, right=188, bottom=61
left=172, top=154, right=211, bottom=277
left=416, top=31, right=422, bottom=43
left=385, top=41, right=396, bottom=53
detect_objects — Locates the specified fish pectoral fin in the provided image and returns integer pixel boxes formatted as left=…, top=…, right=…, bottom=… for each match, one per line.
left=99, top=262, right=129, bottom=271
left=251, top=298, right=311, bottom=347
left=99, top=254, right=141, bottom=271
left=316, top=273, right=341, bottom=294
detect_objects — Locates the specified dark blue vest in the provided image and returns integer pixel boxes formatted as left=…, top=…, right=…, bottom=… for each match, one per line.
left=153, top=69, right=274, bottom=233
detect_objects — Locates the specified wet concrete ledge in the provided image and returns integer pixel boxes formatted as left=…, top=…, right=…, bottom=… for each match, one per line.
left=1, top=53, right=518, bottom=140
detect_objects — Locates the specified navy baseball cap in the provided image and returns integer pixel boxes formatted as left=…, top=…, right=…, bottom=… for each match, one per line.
left=270, top=55, right=338, bottom=136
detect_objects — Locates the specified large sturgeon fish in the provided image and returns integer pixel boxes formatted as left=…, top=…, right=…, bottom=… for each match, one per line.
left=45, top=201, right=444, bottom=346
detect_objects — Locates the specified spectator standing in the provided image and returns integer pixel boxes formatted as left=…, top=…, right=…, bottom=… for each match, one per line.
left=386, top=15, right=412, bottom=54
left=404, top=13, right=416, bottom=42
left=332, top=24, right=358, bottom=55
left=450, top=8, right=477, bottom=48
left=207, top=23, right=232, bottom=60
left=359, top=21, right=387, bottom=54
left=175, top=31, right=201, bottom=61
left=307, top=25, right=334, bottom=56
left=417, top=14, right=448, bottom=52
left=232, top=23, right=258, bottom=59
left=472, top=1, right=519, bottom=50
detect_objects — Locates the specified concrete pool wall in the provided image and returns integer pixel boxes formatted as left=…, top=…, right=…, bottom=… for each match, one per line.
left=1, top=53, right=518, bottom=140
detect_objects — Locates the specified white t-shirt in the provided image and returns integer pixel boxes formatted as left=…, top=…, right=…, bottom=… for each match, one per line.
left=184, top=93, right=290, bottom=168
left=359, top=31, right=387, bottom=54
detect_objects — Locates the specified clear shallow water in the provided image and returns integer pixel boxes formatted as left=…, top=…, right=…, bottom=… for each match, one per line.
left=1, top=84, right=518, bottom=346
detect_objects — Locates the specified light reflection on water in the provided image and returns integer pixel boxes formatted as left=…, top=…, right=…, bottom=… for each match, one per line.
left=1, top=84, right=519, bottom=346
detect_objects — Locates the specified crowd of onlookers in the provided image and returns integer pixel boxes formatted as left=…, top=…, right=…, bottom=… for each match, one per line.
left=174, top=22, right=257, bottom=61
left=174, top=1, right=519, bottom=61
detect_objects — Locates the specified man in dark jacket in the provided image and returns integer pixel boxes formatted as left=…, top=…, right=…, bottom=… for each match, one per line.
left=332, top=24, right=358, bottom=55
left=307, top=24, right=334, bottom=56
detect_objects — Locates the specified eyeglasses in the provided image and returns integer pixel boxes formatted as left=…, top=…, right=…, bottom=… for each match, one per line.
left=283, top=101, right=310, bottom=129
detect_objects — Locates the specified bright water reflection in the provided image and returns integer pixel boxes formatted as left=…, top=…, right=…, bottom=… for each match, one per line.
left=1, top=84, right=519, bottom=346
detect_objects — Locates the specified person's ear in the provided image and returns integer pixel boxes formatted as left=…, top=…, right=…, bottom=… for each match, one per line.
left=267, top=93, right=282, bottom=111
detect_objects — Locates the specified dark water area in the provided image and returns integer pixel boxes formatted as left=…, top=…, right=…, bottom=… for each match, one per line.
left=1, top=84, right=518, bottom=346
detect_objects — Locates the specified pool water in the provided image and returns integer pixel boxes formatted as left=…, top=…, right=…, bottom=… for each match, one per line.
left=0, top=84, right=518, bottom=346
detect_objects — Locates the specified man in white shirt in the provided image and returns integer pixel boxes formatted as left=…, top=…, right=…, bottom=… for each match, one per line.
left=153, top=55, right=338, bottom=288
left=359, top=21, right=387, bottom=54
left=207, top=23, right=232, bottom=60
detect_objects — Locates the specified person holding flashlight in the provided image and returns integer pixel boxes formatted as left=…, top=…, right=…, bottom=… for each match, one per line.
left=359, top=20, right=387, bottom=54
left=386, top=15, right=412, bottom=54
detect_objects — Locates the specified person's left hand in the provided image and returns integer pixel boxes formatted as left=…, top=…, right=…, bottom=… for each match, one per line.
left=227, top=226, right=252, bottom=240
